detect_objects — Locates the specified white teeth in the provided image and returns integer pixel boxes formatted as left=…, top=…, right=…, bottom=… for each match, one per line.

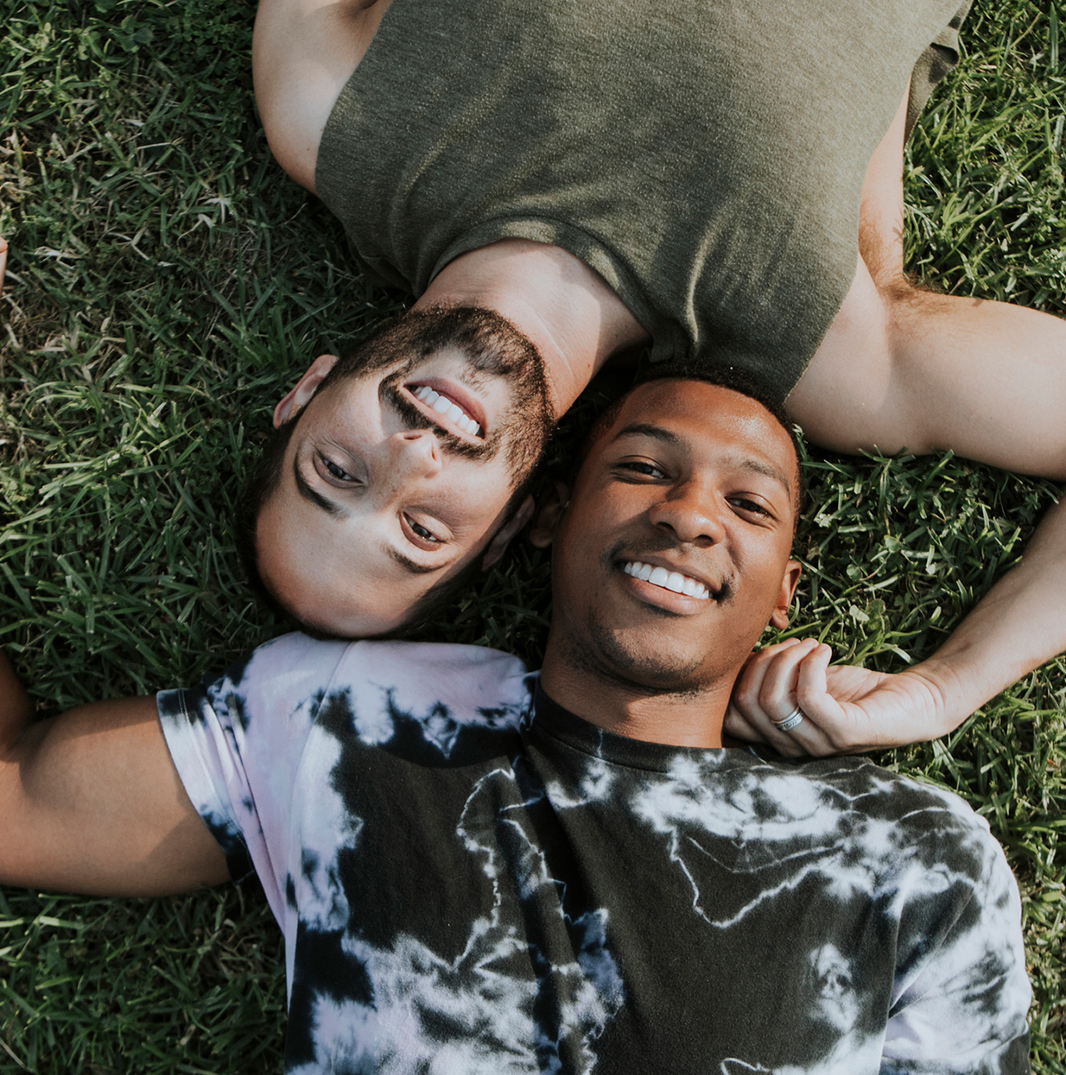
left=412, top=386, right=480, bottom=436
left=623, top=561, right=710, bottom=600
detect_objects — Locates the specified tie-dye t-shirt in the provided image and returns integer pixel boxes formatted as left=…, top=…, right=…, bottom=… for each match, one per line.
left=157, top=634, right=1031, bottom=1074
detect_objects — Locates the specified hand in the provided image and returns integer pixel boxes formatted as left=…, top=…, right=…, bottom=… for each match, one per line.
left=725, top=638, right=952, bottom=757
left=0, top=235, right=7, bottom=296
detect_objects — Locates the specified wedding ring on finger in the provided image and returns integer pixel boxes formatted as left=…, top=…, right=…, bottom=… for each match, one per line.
left=772, top=704, right=805, bottom=732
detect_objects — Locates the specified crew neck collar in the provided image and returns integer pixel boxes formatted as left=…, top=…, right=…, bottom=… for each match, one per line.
left=530, top=680, right=753, bottom=773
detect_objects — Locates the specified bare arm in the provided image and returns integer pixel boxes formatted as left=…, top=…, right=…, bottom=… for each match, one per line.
left=762, top=82, right=1066, bottom=752
left=253, top=0, right=393, bottom=192
left=0, top=651, right=228, bottom=896
left=727, top=492, right=1066, bottom=754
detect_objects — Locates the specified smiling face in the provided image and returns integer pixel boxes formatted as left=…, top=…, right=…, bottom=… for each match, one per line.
left=255, top=308, right=553, bottom=637
left=537, top=378, right=801, bottom=707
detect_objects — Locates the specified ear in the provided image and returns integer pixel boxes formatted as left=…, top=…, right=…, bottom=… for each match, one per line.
left=528, top=482, right=570, bottom=548
left=273, top=354, right=340, bottom=428
left=481, top=495, right=536, bottom=570
left=768, top=560, right=802, bottom=630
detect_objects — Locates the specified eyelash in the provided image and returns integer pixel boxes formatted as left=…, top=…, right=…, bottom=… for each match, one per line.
left=404, top=514, right=443, bottom=545
left=320, top=455, right=357, bottom=484
left=314, top=453, right=445, bottom=548
left=729, top=497, right=770, bottom=517
left=619, top=460, right=667, bottom=479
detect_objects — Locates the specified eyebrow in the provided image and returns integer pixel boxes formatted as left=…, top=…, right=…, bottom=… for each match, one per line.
left=293, top=455, right=445, bottom=577
left=613, top=422, right=793, bottom=496
left=386, top=546, right=443, bottom=575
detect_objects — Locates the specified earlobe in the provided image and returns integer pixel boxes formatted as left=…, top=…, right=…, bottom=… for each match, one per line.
left=481, top=496, right=536, bottom=570
left=768, top=559, right=802, bottom=630
left=528, top=482, right=571, bottom=548
left=273, top=354, right=340, bottom=428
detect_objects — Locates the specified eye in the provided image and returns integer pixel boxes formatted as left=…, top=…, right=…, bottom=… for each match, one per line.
left=403, top=514, right=443, bottom=546
left=617, top=460, right=667, bottom=480
left=319, top=454, right=359, bottom=484
left=728, top=496, right=771, bottom=518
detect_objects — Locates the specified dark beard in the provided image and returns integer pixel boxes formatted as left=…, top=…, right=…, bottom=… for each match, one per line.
left=559, top=611, right=715, bottom=698
left=325, top=304, right=555, bottom=486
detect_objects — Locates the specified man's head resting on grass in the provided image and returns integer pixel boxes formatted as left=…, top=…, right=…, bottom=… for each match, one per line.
left=236, top=305, right=555, bottom=638
left=237, top=304, right=801, bottom=644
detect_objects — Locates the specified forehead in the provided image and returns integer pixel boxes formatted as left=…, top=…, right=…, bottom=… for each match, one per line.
left=592, top=379, right=797, bottom=479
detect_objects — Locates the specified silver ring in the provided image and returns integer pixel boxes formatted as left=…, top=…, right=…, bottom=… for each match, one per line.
left=772, top=705, right=805, bottom=732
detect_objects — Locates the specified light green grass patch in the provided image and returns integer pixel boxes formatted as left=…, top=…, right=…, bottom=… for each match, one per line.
left=0, top=0, right=1063, bottom=1070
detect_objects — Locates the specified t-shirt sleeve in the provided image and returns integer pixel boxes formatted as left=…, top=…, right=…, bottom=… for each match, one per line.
left=880, top=803, right=1032, bottom=1074
left=157, top=633, right=352, bottom=921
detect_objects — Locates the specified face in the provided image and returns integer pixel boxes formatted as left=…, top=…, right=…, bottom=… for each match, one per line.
left=536, top=379, right=801, bottom=694
left=257, top=342, right=551, bottom=636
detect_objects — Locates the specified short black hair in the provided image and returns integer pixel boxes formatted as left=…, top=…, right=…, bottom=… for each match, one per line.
left=564, top=363, right=804, bottom=525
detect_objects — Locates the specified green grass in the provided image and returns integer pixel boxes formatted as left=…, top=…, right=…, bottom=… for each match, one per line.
left=1, top=0, right=1064, bottom=1070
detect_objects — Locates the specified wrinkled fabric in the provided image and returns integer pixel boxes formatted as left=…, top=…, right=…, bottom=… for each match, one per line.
left=315, top=0, right=969, bottom=403
left=159, top=634, right=1030, bottom=1073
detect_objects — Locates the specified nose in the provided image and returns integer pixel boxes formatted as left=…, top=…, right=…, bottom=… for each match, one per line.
left=387, top=429, right=443, bottom=483
left=647, top=480, right=724, bottom=545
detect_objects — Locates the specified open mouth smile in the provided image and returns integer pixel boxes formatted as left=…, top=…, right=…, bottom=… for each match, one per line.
left=623, top=560, right=712, bottom=600
left=412, top=385, right=482, bottom=436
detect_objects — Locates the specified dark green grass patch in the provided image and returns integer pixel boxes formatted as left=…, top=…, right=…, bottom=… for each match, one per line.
left=1, top=0, right=1064, bottom=1070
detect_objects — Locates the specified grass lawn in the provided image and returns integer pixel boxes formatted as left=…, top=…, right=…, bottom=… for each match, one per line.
left=0, top=0, right=1063, bottom=1070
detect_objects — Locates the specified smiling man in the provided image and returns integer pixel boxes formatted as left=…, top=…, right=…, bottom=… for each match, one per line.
left=236, top=0, right=1066, bottom=760
left=244, top=306, right=560, bottom=635
left=0, top=374, right=1030, bottom=1072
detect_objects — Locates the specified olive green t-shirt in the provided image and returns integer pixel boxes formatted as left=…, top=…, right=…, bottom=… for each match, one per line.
left=316, top=0, right=967, bottom=403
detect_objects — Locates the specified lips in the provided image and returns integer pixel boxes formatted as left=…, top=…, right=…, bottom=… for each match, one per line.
left=408, top=381, right=485, bottom=439
left=622, top=559, right=716, bottom=600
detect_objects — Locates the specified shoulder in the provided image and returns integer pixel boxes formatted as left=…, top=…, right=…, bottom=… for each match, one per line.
left=197, top=634, right=532, bottom=738
left=252, top=0, right=394, bottom=192
left=752, top=753, right=1005, bottom=880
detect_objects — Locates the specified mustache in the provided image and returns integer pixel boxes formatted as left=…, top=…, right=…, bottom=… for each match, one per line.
left=379, top=381, right=500, bottom=461
left=603, top=535, right=733, bottom=601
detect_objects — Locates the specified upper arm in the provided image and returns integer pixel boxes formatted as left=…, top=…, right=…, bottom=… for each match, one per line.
left=253, top=0, right=393, bottom=192
left=0, top=697, right=229, bottom=897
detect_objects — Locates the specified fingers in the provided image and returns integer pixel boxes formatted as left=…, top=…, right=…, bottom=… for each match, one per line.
left=0, top=236, right=7, bottom=296
left=728, top=639, right=838, bottom=757
left=725, top=639, right=806, bottom=743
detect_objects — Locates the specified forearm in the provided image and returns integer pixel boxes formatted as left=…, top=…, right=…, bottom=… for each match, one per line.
left=907, top=491, right=1066, bottom=734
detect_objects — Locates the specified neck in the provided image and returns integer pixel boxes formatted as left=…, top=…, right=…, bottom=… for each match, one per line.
left=538, top=640, right=735, bottom=750
left=414, top=240, right=650, bottom=417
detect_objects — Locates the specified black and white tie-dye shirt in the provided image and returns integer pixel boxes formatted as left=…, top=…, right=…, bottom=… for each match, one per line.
left=157, top=634, right=1031, bottom=1074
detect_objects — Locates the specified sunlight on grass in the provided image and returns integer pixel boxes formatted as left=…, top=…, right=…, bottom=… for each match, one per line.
left=1, top=0, right=1063, bottom=1070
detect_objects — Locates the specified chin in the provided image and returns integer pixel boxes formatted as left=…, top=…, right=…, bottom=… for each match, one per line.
left=576, top=618, right=712, bottom=694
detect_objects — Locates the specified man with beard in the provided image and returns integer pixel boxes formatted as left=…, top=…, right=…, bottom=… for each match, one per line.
left=242, top=304, right=564, bottom=637
left=0, top=373, right=1030, bottom=1072
left=238, top=0, right=1066, bottom=755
